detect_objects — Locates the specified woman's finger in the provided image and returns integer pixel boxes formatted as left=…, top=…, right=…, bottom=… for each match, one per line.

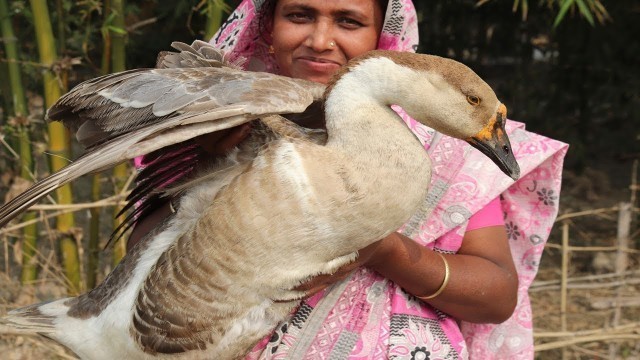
left=211, top=123, right=253, bottom=154
left=194, top=123, right=253, bottom=155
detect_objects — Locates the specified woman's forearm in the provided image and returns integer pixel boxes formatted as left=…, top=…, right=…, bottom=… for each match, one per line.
left=369, top=231, right=518, bottom=324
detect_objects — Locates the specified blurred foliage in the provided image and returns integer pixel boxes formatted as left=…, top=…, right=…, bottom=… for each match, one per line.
left=415, top=0, right=638, bottom=173
left=477, top=0, right=611, bottom=26
left=0, top=0, right=637, bottom=176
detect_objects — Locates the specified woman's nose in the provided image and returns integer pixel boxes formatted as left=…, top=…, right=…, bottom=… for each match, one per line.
left=305, top=21, right=335, bottom=52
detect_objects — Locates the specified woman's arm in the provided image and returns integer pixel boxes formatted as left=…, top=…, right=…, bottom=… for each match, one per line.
left=297, top=226, right=519, bottom=324
left=371, top=227, right=519, bottom=324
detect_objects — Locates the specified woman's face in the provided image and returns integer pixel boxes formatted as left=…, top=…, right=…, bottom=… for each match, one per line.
left=271, top=0, right=384, bottom=84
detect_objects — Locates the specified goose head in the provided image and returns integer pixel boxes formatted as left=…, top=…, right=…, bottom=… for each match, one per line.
left=327, top=50, right=520, bottom=180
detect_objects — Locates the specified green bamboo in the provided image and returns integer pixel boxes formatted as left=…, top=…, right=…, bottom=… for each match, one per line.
left=86, top=174, right=101, bottom=289
left=0, top=53, right=13, bottom=117
left=204, top=0, right=225, bottom=40
left=54, top=0, right=68, bottom=90
left=29, top=0, right=82, bottom=294
left=55, top=0, right=65, bottom=54
left=0, top=0, right=39, bottom=284
left=110, top=0, right=128, bottom=265
left=100, top=0, right=111, bottom=75
left=85, top=0, right=113, bottom=291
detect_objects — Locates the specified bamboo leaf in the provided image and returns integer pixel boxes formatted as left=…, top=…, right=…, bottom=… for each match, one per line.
left=575, top=0, right=595, bottom=26
left=590, top=0, right=610, bottom=24
left=107, top=24, right=127, bottom=34
left=554, top=0, right=575, bottom=28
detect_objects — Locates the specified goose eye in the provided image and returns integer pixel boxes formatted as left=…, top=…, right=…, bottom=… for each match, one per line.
left=467, top=95, right=481, bottom=106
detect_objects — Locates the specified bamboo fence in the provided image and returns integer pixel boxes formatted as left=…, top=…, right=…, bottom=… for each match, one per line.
left=531, top=160, right=640, bottom=359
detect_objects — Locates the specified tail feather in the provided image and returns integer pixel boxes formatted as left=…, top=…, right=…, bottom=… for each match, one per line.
left=1, top=301, right=63, bottom=335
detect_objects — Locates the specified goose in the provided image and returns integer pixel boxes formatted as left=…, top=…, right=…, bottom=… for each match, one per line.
left=0, top=41, right=520, bottom=360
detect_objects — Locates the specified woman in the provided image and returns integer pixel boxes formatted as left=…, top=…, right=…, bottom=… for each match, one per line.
left=132, top=0, right=567, bottom=358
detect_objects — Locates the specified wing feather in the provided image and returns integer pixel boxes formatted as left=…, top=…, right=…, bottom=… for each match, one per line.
left=158, top=40, right=245, bottom=70
left=47, top=67, right=324, bottom=148
left=0, top=57, right=325, bottom=228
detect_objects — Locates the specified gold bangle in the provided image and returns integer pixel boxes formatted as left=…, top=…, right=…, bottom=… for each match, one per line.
left=418, top=252, right=450, bottom=300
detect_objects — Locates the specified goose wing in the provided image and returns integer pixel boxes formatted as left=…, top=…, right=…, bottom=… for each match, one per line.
left=156, top=40, right=247, bottom=70
left=0, top=53, right=326, bottom=229
left=48, top=66, right=324, bottom=149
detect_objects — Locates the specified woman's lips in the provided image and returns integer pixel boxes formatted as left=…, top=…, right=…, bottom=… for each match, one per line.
left=295, top=57, right=342, bottom=73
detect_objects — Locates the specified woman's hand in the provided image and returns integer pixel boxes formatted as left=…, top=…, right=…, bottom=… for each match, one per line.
left=296, top=227, right=519, bottom=324
left=194, top=122, right=253, bottom=155
left=294, top=236, right=393, bottom=296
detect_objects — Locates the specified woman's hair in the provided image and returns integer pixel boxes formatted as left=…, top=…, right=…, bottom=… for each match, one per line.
left=257, top=0, right=277, bottom=38
left=258, top=0, right=389, bottom=41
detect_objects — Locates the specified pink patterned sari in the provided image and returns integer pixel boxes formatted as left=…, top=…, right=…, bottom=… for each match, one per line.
left=207, top=1, right=568, bottom=358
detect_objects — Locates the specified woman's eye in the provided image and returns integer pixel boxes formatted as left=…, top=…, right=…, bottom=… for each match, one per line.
left=286, top=12, right=312, bottom=23
left=338, top=18, right=364, bottom=29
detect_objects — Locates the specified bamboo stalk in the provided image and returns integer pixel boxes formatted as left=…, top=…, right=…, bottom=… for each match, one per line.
left=101, top=0, right=112, bottom=75
left=544, top=243, right=640, bottom=253
left=570, top=345, right=607, bottom=359
left=29, top=0, right=81, bottom=294
left=630, top=159, right=638, bottom=228
left=0, top=3, right=27, bottom=161
left=591, top=296, right=640, bottom=310
left=531, top=277, right=640, bottom=292
left=0, top=0, right=39, bottom=284
left=531, top=269, right=640, bottom=287
left=560, top=221, right=569, bottom=360
left=536, top=334, right=640, bottom=352
left=0, top=193, right=129, bottom=235
left=535, top=321, right=640, bottom=338
left=615, top=203, right=631, bottom=274
left=3, top=233, right=8, bottom=275
left=85, top=0, right=114, bottom=291
left=609, top=202, right=632, bottom=358
left=110, top=0, right=128, bottom=266
left=4, top=194, right=128, bottom=211
left=86, top=175, right=102, bottom=289
left=555, top=206, right=620, bottom=222
left=0, top=50, right=13, bottom=115
left=204, top=0, right=225, bottom=40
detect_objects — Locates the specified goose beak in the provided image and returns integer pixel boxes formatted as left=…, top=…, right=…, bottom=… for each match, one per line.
left=466, top=104, right=521, bottom=181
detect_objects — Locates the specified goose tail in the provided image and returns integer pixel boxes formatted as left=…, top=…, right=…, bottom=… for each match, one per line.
left=1, top=299, right=70, bottom=335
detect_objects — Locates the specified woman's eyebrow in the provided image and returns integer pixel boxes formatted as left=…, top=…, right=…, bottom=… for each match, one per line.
left=332, top=9, right=369, bottom=21
left=279, top=3, right=369, bottom=22
left=279, top=3, right=315, bottom=13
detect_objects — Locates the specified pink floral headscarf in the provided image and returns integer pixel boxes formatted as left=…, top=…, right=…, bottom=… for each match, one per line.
left=208, top=1, right=569, bottom=359
left=210, top=0, right=419, bottom=71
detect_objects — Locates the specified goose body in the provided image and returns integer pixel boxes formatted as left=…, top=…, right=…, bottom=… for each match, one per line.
left=0, top=41, right=519, bottom=359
